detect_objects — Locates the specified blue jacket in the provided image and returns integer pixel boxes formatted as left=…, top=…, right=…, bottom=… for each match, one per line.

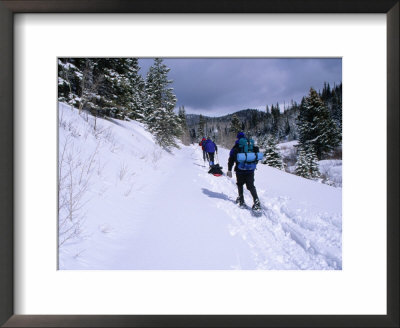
left=228, top=142, right=241, bottom=171
left=204, top=139, right=217, bottom=153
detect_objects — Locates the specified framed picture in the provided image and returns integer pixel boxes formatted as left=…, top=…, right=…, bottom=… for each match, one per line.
left=0, top=0, right=398, bottom=327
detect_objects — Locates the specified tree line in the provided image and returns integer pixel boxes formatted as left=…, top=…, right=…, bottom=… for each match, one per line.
left=187, top=83, right=342, bottom=180
left=187, top=82, right=341, bottom=147
left=58, top=58, right=185, bottom=149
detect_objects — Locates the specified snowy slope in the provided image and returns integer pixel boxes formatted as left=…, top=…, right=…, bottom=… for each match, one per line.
left=59, top=103, right=342, bottom=270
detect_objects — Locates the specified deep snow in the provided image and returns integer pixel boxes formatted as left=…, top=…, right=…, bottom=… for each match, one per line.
left=58, top=103, right=342, bottom=270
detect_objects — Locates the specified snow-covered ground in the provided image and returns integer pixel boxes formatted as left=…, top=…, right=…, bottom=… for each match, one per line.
left=277, top=140, right=298, bottom=158
left=59, top=103, right=342, bottom=270
left=277, top=140, right=342, bottom=187
left=319, top=160, right=342, bottom=187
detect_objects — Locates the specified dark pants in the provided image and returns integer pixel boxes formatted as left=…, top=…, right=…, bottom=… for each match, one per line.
left=236, top=170, right=259, bottom=201
left=202, top=149, right=207, bottom=161
left=207, top=152, right=215, bottom=164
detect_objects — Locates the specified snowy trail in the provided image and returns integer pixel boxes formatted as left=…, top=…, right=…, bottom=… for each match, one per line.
left=76, top=146, right=259, bottom=270
left=103, top=145, right=341, bottom=270
left=59, top=104, right=341, bottom=270
left=185, top=146, right=342, bottom=270
left=198, top=172, right=331, bottom=268
left=64, top=144, right=341, bottom=270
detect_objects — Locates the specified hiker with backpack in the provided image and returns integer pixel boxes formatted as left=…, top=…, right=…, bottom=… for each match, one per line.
left=227, top=132, right=262, bottom=212
left=204, top=136, right=218, bottom=166
left=199, top=137, right=207, bottom=162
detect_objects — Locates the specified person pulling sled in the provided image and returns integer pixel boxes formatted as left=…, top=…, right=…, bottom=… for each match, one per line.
left=204, top=136, right=218, bottom=167
left=202, top=136, right=223, bottom=176
left=227, top=132, right=263, bottom=214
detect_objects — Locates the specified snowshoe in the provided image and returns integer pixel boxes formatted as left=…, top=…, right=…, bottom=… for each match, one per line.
left=251, top=199, right=262, bottom=217
left=251, top=210, right=262, bottom=217
left=236, top=196, right=246, bottom=208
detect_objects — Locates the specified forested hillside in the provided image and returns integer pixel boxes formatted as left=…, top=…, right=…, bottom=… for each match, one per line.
left=186, top=82, right=342, bottom=149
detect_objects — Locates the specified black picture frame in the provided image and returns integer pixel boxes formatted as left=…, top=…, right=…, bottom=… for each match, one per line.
left=0, top=1, right=398, bottom=327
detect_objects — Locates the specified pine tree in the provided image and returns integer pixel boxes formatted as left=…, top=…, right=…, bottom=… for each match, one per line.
left=78, top=59, right=104, bottom=116
left=198, top=114, right=205, bottom=138
left=91, top=58, right=119, bottom=117
left=261, top=135, right=284, bottom=170
left=229, top=114, right=242, bottom=134
left=284, top=116, right=291, bottom=136
left=271, top=103, right=281, bottom=137
left=330, top=84, right=342, bottom=129
left=295, top=145, right=320, bottom=179
left=295, top=147, right=310, bottom=178
left=306, top=147, right=320, bottom=179
left=178, top=105, right=190, bottom=145
left=94, top=58, right=140, bottom=119
left=58, top=58, right=103, bottom=117
left=119, top=58, right=146, bottom=121
left=58, top=58, right=148, bottom=123
left=297, top=88, right=341, bottom=159
left=58, top=58, right=82, bottom=106
left=145, top=58, right=181, bottom=148
left=321, top=82, right=331, bottom=101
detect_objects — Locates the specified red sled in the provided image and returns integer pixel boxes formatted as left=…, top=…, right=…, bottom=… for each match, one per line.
left=208, top=164, right=223, bottom=176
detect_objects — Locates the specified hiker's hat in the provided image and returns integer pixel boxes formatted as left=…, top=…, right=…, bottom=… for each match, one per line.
left=237, top=132, right=245, bottom=139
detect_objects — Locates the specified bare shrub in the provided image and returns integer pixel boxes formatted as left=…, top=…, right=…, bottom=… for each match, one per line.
left=67, top=120, right=80, bottom=137
left=124, top=185, right=134, bottom=197
left=118, top=162, right=129, bottom=181
left=152, top=149, right=162, bottom=163
left=58, top=137, right=100, bottom=247
left=103, top=127, right=115, bottom=143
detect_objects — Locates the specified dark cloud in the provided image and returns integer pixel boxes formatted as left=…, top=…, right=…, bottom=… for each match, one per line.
left=139, top=58, right=342, bottom=116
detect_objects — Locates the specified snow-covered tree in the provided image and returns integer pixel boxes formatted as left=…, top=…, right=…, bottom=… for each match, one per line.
left=58, top=58, right=103, bottom=119
left=229, top=114, right=242, bottom=134
left=145, top=58, right=182, bottom=148
left=198, top=114, right=206, bottom=138
left=271, top=103, right=281, bottom=137
left=261, top=135, right=284, bottom=170
left=58, top=58, right=85, bottom=108
left=297, top=88, right=341, bottom=159
left=113, top=58, right=146, bottom=121
left=295, top=147, right=309, bottom=178
left=295, top=144, right=320, bottom=179
left=78, top=60, right=103, bottom=116
left=58, top=58, right=146, bottom=122
left=178, top=105, right=191, bottom=145
left=93, top=58, right=131, bottom=119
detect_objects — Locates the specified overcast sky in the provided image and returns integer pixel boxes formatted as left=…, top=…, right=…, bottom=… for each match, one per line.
left=139, top=58, right=342, bottom=117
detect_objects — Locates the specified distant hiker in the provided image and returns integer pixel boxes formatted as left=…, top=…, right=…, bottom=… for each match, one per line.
left=204, top=136, right=218, bottom=166
left=199, top=137, right=207, bottom=162
left=227, top=132, right=262, bottom=212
